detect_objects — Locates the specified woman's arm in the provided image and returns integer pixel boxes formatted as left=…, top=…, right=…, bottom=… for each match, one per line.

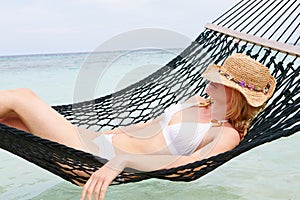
left=118, top=126, right=239, bottom=171
left=114, top=153, right=196, bottom=171
left=80, top=153, right=197, bottom=200
left=81, top=127, right=240, bottom=200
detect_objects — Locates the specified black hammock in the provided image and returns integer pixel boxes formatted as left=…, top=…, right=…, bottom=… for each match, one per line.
left=0, top=0, right=299, bottom=186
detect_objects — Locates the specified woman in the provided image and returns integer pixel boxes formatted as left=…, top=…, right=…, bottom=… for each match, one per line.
left=0, top=53, right=276, bottom=200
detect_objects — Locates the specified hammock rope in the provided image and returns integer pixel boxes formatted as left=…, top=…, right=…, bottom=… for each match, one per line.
left=0, top=0, right=299, bottom=186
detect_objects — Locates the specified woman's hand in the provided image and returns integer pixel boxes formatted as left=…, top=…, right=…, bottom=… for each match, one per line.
left=80, top=157, right=127, bottom=200
left=184, top=95, right=206, bottom=104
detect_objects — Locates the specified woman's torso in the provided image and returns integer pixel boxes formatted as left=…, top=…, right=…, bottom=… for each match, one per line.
left=112, top=102, right=214, bottom=156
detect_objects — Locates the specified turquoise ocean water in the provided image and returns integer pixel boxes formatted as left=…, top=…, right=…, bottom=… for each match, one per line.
left=0, top=49, right=299, bottom=200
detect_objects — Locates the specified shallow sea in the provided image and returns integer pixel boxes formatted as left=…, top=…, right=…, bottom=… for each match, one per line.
left=0, top=49, right=299, bottom=200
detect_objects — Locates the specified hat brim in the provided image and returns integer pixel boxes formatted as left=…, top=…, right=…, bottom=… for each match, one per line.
left=202, top=64, right=276, bottom=107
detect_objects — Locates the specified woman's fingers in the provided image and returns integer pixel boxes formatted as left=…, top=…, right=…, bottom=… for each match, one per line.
left=99, top=182, right=109, bottom=200
left=81, top=174, right=98, bottom=200
left=80, top=177, right=92, bottom=200
left=81, top=159, right=124, bottom=200
left=94, top=180, right=103, bottom=200
left=81, top=172, right=110, bottom=200
left=87, top=180, right=97, bottom=200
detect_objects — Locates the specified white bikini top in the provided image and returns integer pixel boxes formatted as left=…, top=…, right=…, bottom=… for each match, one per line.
left=159, top=101, right=211, bottom=156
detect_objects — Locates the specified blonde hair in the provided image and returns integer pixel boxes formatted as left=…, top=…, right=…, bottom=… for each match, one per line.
left=225, top=89, right=266, bottom=140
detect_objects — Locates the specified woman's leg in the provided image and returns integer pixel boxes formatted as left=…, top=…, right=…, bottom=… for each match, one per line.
left=0, top=88, right=85, bottom=151
left=0, top=115, right=30, bottom=132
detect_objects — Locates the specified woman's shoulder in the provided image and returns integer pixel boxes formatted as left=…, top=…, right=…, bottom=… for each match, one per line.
left=195, top=125, right=240, bottom=160
left=205, top=125, right=240, bottom=148
left=219, top=126, right=241, bottom=148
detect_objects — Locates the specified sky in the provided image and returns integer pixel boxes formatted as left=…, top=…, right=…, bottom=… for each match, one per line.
left=0, top=0, right=238, bottom=56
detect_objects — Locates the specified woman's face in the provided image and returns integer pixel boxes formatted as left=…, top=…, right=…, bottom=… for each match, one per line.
left=205, top=82, right=232, bottom=104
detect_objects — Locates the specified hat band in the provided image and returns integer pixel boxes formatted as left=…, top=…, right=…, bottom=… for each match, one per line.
left=218, top=69, right=270, bottom=94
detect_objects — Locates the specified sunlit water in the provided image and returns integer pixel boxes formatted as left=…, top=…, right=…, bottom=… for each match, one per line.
left=0, top=49, right=299, bottom=200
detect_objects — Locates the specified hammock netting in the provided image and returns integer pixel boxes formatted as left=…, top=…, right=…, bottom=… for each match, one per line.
left=0, top=0, right=299, bottom=186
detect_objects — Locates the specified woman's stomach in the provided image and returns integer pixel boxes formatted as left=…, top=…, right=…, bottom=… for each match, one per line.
left=112, top=123, right=171, bottom=155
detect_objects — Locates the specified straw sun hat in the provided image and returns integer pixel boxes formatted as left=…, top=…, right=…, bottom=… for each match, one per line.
left=202, top=53, right=276, bottom=107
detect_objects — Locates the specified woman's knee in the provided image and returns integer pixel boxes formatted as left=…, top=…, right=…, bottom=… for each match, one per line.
left=12, top=88, right=39, bottom=102
left=6, top=88, right=39, bottom=109
left=0, top=88, right=40, bottom=119
left=14, top=88, right=36, bottom=97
